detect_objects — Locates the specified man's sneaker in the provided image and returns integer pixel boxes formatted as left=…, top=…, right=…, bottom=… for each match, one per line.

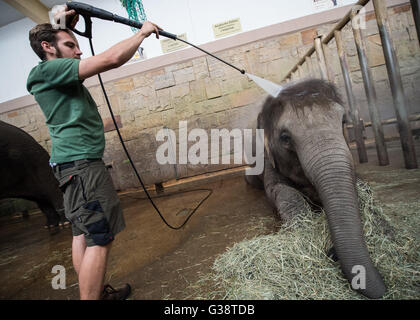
left=101, top=283, right=131, bottom=300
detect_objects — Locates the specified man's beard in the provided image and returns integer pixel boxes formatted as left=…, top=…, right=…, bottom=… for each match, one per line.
left=54, top=45, right=63, bottom=58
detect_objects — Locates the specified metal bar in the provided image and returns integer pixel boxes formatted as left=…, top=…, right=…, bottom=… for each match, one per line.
left=411, top=0, right=420, bottom=44
left=347, top=113, right=420, bottom=129
left=373, top=0, right=418, bottom=169
left=350, top=8, right=389, bottom=166
left=305, top=56, right=314, bottom=77
left=314, top=37, right=329, bottom=80
left=282, top=0, right=370, bottom=81
left=335, top=30, right=368, bottom=163
left=298, top=64, right=304, bottom=78
left=321, top=38, right=336, bottom=82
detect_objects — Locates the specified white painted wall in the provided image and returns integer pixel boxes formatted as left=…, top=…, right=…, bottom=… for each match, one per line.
left=0, top=0, right=358, bottom=104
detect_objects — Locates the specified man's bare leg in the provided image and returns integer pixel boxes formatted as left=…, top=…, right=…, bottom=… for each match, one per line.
left=72, top=235, right=87, bottom=275
left=78, top=242, right=112, bottom=300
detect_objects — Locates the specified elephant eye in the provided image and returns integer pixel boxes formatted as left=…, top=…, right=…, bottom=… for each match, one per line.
left=280, top=131, right=291, bottom=144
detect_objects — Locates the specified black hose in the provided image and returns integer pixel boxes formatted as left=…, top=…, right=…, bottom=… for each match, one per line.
left=176, top=38, right=245, bottom=74
left=88, top=38, right=211, bottom=230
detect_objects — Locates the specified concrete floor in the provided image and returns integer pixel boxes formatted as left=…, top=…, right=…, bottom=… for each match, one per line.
left=0, top=138, right=419, bottom=299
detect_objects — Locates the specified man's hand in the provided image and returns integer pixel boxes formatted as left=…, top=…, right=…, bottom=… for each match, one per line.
left=50, top=4, right=79, bottom=30
left=139, top=21, right=162, bottom=39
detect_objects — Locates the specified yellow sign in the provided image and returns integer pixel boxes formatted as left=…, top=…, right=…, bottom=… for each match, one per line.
left=213, top=18, right=242, bottom=38
left=160, top=33, right=189, bottom=53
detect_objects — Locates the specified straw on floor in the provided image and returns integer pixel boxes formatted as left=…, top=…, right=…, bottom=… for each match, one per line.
left=190, top=179, right=419, bottom=300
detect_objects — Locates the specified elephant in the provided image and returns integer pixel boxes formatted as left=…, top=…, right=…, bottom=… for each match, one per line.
left=0, top=120, right=66, bottom=228
left=246, top=79, right=386, bottom=299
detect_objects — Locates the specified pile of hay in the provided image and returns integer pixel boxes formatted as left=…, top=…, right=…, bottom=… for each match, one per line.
left=191, top=180, right=419, bottom=299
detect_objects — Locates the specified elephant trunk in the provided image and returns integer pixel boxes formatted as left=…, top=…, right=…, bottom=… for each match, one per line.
left=297, top=134, right=386, bottom=299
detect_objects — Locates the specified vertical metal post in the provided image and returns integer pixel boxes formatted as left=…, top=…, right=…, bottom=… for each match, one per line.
left=298, top=64, right=304, bottom=78
left=313, top=51, right=323, bottom=78
left=305, top=56, right=315, bottom=77
left=411, top=0, right=420, bottom=44
left=335, top=30, right=368, bottom=163
left=350, top=8, right=389, bottom=166
left=321, top=38, right=335, bottom=82
left=314, top=36, right=329, bottom=80
left=373, top=0, right=418, bottom=169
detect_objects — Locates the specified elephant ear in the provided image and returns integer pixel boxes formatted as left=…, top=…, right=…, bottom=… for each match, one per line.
left=258, top=111, right=276, bottom=169
left=264, top=135, right=276, bottom=169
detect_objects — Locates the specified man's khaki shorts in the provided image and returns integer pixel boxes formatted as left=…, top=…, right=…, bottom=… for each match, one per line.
left=53, top=159, right=125, bottom=247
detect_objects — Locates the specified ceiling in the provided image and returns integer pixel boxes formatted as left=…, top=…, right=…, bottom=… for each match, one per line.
left=0, top=0, right=65, bottom=27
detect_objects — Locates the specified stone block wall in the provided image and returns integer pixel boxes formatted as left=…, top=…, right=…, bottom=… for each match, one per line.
left=1, top=3, right=419, bottom=191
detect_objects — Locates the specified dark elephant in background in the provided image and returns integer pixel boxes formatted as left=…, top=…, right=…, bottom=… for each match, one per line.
left=0, top=120, right=65, bottom=228
left=246, top=79, right=386, bottom=299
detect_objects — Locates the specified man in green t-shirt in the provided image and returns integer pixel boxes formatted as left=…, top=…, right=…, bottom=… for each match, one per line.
left=26, top=6, right=161, bottom=300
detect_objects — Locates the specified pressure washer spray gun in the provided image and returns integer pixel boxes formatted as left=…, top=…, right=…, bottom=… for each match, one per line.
left=65, top=1, right=283, bottom=97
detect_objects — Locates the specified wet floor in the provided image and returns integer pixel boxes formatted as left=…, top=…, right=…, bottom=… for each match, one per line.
left=0, top=138, right=419, bottom=299
left=0, top=171, right=276, bottom=299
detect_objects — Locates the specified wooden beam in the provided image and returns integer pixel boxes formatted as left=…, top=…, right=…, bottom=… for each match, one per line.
left=4, top=0, right=50, bottom=24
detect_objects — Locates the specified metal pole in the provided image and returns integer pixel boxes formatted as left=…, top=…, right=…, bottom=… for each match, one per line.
left=321, top=38, right=335, bottom=82
left=298, top=64, right=304, bottom=78
left=305, top=56, right=314, bottom=77
left=373, top=0, right=418, bottom=169
left=335, top=30, right=368, bottom=163
left=411, top=0, right=420, bottom=44
left=350, top=8, right=389, bottom=166
left=314, top=36, right=329, bottom=80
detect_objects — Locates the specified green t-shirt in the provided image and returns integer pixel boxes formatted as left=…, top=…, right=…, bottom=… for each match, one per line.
left=27, top=58, right=105, bottom=163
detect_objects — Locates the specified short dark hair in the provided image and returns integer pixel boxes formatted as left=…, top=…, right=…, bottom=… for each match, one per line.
left=29, top=23, right=72, bottom=61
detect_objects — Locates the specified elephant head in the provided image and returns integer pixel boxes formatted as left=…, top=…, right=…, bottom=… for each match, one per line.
left=258, top=79, right=386, bottom=298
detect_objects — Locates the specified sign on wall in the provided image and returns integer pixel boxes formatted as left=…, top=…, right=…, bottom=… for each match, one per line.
left=160, top=33, right=189, bottom=53
left=213, top=18, right=242, bottom=39
left=312, top=0, right=338, bottom=11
